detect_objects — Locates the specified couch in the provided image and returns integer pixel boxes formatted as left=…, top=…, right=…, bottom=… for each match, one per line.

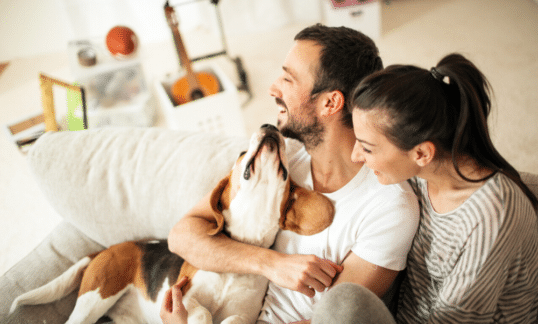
left=1, top=127, right=537, bottom=323
left=0, top=127, right=248, bottom=323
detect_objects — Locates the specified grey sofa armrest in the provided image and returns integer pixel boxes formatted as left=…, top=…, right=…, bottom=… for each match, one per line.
left=0, top=221, right=104, bottom=323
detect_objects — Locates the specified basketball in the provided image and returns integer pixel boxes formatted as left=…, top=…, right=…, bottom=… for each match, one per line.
left=106, top=26, right=138, bottom=57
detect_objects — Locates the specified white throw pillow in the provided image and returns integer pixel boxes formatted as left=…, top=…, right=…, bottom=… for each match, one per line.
left=27, top=127, right=248, bottom=247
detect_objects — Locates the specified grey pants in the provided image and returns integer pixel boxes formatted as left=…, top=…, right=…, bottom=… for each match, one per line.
left=312, top=283, right=396, bottom=324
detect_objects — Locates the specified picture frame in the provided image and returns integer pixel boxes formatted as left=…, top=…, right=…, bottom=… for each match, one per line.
left=39, top=73, right=88, bottom=132
left=4, top=74, right=88, bottom=152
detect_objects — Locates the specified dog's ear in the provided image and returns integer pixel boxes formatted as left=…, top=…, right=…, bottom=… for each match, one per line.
left=279, top=180, right=335, bottom=235
left=207, top=174, right=232, bottom=236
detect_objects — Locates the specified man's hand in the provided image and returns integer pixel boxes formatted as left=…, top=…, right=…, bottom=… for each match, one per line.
left=160, top=277, right=189, bottom=324
left=264, top=253, right=343, bottom=298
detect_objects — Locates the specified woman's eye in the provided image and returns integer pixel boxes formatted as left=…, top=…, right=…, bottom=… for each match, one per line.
left=362, top=147, right=372, bottom=154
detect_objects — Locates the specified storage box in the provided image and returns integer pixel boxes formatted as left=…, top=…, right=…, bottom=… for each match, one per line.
left=154, top=63, right=246, bottom=137
left=68, top=40, right=155, bottom=128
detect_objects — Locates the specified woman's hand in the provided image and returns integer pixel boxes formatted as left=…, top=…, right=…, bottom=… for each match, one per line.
left=160, top=277, right=189, bottom=324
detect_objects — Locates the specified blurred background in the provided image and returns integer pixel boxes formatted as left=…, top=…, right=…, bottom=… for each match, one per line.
left=1, top=0, right=537, bottom=276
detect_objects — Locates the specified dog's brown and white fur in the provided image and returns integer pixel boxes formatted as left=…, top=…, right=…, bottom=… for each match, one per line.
left=10, top=124, right=334, bottom=324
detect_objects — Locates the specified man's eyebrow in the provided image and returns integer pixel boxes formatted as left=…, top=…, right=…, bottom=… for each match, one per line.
left=282, top=66, right=296, bottom=79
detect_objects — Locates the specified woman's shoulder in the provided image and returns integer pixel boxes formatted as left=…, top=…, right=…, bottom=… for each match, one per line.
left=487, top=172, right=533, bottom=207
left=491, top=172, right=536, bottom=212
left=476, top=172, right=537, bottom=232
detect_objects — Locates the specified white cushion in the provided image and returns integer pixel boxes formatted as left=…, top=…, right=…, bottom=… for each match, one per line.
left=28, top=127, right=248, bottom=247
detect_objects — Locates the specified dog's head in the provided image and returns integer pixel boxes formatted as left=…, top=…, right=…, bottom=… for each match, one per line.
left=207, top=124, right=335, bottom=242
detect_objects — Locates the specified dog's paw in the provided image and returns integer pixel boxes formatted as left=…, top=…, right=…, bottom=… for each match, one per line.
left=187, top=308, right=212, bottom=324
left=221, top=315, right=245, bottom=324
left=184, top=298, right=212, bottom=324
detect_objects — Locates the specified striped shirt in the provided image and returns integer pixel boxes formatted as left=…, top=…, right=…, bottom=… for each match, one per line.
left=397, top=173, right=538, bottom=323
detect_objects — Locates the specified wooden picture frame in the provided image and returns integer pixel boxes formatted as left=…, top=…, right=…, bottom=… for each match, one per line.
left=39, top=73, right=88, bottom=131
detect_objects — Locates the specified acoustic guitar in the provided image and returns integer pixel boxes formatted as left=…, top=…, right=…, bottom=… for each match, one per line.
left=164, top=1, right=219, bottom=105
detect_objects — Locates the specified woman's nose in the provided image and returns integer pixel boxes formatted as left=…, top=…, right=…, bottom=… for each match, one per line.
left=351, top=143, right=366, bottom=163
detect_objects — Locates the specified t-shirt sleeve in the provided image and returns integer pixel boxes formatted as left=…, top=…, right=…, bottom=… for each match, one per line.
left=352, top=186, right=420, bottom=271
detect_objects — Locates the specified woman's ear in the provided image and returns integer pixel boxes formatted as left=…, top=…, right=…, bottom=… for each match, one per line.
left=320, top=90, right=344, bottom=117
left=413, top=141, right=436, bottom=167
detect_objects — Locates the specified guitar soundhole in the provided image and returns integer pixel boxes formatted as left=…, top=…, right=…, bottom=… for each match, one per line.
left=190, top=89, right=205, bottom=101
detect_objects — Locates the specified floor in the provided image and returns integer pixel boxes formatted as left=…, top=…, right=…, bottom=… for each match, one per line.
left=1, top=0, right=537, bottom=276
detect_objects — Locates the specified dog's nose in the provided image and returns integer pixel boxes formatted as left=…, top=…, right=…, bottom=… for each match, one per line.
left=261, top=124, right=279, bottom=132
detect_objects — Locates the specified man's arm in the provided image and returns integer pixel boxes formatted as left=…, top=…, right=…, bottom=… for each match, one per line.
left=168, top=191, right=340, bottom=297
left=326, top=186, right=419, bottom=298
left=332, top=252, right=398, bottom=298
left=283, top=254, right=398, bottom=324
left=168, top=191, right=266, bottom=275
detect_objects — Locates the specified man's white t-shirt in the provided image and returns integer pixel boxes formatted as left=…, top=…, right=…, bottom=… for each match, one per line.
left=257, top=139, right=420, bottom=323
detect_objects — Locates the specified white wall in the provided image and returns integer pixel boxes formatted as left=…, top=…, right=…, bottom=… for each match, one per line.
left=1, top=0, right=72, bottom=61
left=0, top=0, right=323, bottom=62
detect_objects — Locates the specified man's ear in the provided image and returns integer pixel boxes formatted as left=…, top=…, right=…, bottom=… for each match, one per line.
left=279, top=180, right=335, bottom=235
left=320, top=90, right=345, bottom=117
left=207, top=173, right=232, bottom=236
left=413, top=141, right=436, bottom=167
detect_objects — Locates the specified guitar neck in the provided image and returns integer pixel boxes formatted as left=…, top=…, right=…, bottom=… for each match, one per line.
left=165, top=4, right=201, bottom=88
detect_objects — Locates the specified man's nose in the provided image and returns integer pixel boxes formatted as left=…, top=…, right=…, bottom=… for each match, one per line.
left=268, top=79, right=281, bottom=98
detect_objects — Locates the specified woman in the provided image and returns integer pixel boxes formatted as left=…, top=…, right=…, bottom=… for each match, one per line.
left=349, top=53, right=538, bottom=323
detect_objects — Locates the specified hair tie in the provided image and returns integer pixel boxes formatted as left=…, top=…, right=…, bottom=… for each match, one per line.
left=430, top=67, right=450, bottom=84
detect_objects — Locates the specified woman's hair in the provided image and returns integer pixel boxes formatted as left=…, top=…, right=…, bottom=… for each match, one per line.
left=350, top=53, right=537, bottom=209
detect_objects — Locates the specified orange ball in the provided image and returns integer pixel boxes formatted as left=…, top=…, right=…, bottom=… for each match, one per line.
left=106, top=26, right=138, bottom=57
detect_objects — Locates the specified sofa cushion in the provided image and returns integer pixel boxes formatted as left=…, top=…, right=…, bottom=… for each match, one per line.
left=521, top=171, right=538, bottom=198
left=27, top=127, right=248, bottom=247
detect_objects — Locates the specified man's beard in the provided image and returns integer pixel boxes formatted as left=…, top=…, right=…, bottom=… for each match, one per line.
left=277, top=98, right=325, bottom=150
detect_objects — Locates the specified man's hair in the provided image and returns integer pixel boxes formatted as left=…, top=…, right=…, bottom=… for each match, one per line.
left=295, top=24, right=383, bottom=128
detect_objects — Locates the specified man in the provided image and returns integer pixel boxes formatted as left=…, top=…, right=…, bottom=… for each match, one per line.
left=166, top=24, right=419, bottom=323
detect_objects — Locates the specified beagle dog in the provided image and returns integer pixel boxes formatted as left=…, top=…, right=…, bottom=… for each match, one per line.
left=10, top=124, right=335, bottom=324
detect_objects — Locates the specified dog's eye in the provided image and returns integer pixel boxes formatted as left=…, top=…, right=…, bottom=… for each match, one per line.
left=238, top=151, right=247, bottom=158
